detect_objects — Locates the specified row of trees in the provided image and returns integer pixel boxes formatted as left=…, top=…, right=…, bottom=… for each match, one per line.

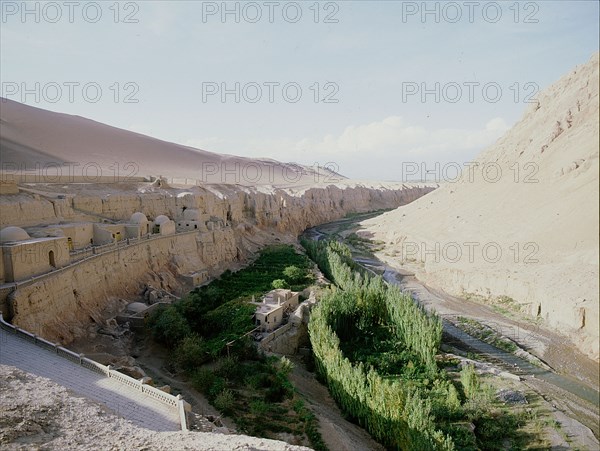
left=301, top=238, right=442, bottom=370
left=302, top=238, right=455, bottom=450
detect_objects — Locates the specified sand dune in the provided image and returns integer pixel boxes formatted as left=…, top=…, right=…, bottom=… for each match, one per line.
left=362, top=53, right=599, bottom=360
left=0, top=98, right=343, bottom=187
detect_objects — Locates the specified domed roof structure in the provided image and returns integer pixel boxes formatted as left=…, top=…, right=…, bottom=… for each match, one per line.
left=130, top=212, right=148, bottom=224
left=183, top=209, right=200, bottom=221
left=154, top=215, right=170, bottom=225
left=0, top=226, right=31, bottom=243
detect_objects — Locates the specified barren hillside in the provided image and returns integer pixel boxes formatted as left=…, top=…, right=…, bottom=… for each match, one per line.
left=0, top=98, right=342, bottom=186
left=362, top=53, right=599, bottom=361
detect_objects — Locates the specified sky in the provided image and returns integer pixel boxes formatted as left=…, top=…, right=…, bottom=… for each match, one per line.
left=1, top=0, right=599, bottom=181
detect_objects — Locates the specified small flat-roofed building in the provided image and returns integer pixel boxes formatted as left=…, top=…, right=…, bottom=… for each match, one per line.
left=93, top=223, right=126, bottom=245
left=253, top=289, right=300, bottom=332
left=0, top=227, right=69, bottom=282
left=29, top=223, right=94, bottom=250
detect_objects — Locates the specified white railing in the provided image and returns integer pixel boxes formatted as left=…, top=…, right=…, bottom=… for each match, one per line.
left=0, top=313, right=188, bottom=431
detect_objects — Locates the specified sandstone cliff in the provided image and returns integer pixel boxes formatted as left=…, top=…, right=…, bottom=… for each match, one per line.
left=2, top=181, right=433, bottom=343
left=362, top=54, right=599, bottom=361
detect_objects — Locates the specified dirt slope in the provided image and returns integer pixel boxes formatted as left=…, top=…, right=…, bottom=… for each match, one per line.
left=0, top=98, right=342, bottom=186
left=362, top=53, right=599, bottom=361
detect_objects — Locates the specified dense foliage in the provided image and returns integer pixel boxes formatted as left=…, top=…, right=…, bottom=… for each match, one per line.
left=148, top=245, right=312, bottom=359
left=146, top=245, right=326, bottom=448
left=301, top=238, right=442, bottom=370
left=302, top=238, right=456, bottom=450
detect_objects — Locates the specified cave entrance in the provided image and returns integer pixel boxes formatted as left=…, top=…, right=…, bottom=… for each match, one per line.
left=49, top=250, right=56, bottom=268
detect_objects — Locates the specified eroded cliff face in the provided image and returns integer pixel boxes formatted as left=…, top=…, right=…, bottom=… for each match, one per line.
left=3, top=182, right=434, bottom=343
left=362, top=54, right=599, bottom=361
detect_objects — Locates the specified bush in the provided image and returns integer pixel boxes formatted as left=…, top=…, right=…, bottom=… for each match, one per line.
left=214, top=389, right=235, bottom=414
left=192, top=368, right=215, bottom=394
left=174, top=334, right=209, bottom=372
left=272, top=279, right=290, bottom=289
left=460, top=364, right=480, bottom=400
left=278, top=356, right=294, bottom=376
left=215, top=356, right=241, bottom=380
left=283, top=265, right=305, bottom=284
left=208, top=376, right=226, bottom=401
left=148, top=305, right=191, bottom=347
left=250, top=400, right=270, bottom=415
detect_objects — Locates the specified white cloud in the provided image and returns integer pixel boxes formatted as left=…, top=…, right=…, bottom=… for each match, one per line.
left=183, top=116, right=511, bottom=179
left=302, top=116, right=509, bottom=158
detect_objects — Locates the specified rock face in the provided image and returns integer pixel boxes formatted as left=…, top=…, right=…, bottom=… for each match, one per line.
left=2, top=181, right=433, bottom=343
left=362, top=53, right=599, bottom=361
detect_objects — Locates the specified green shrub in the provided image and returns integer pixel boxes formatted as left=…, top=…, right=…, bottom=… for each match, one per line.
left=283, top=265, right=305, bottom=284
left=208, top=376, right=226, bottom=401
left=214, top=389, right=235, bottom=414
left=215, top=356, right=241, bottom=380
left=147, top=305, right=191, bottom=347
left=460, top=364, right=480, bottom=400
left=272, top=279, right=290, bottom=289
left=278, top=356, right=294, bottom=376
left=191, top=368, right=215, bottom=394
left=250, top=400, right=270, bottom=415
left=174, top=334, right=209, bottom=372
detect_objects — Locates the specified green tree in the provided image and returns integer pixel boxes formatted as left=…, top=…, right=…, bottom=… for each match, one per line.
left=272, top=279, right=290, bottom=289
left=460, top=364, right=480, bottom=399
left=283, top=265, right=305, bottom=284
left=148, top=305, right=191, bottom=347
left=174, top=334, right=209, bottom=372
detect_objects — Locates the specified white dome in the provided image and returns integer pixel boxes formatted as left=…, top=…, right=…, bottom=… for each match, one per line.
left=130, top=212, right=148, bottom=224
left=0, top=226, right=31, bottom=243
left=154, top=215, right=170, bottom=225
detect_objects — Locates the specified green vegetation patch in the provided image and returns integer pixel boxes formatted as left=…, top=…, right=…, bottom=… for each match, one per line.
left=302, top=238, right=543, bottom=451
left=146, top=245, right=325, bottom=449
left=192, top=355, right=326, bottom=450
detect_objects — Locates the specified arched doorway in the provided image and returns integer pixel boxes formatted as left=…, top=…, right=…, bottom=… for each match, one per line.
left=49, top=250, right=56, bottom=268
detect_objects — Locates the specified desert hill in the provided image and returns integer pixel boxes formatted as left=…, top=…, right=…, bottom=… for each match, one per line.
left=362, top=53, right=599, bottom=360
left=0, top=98, right=343, bottom=186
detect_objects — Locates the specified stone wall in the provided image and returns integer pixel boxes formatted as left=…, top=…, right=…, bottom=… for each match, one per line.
left=2, top=182, right=434, bottom=343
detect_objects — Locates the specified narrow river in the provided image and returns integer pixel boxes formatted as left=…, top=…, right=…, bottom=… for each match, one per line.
left=303, top=214, right=600, bottom=409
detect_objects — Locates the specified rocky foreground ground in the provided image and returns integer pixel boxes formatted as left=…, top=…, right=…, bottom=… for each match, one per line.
left=0, top=365, right=310, bottom=451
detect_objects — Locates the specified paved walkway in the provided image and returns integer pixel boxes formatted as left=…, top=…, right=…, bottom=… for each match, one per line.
left=0, top=328, right=179, bottom=432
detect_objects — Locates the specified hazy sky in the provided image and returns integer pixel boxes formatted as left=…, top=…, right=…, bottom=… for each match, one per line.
left=1, top=1, right=598, bottom=180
